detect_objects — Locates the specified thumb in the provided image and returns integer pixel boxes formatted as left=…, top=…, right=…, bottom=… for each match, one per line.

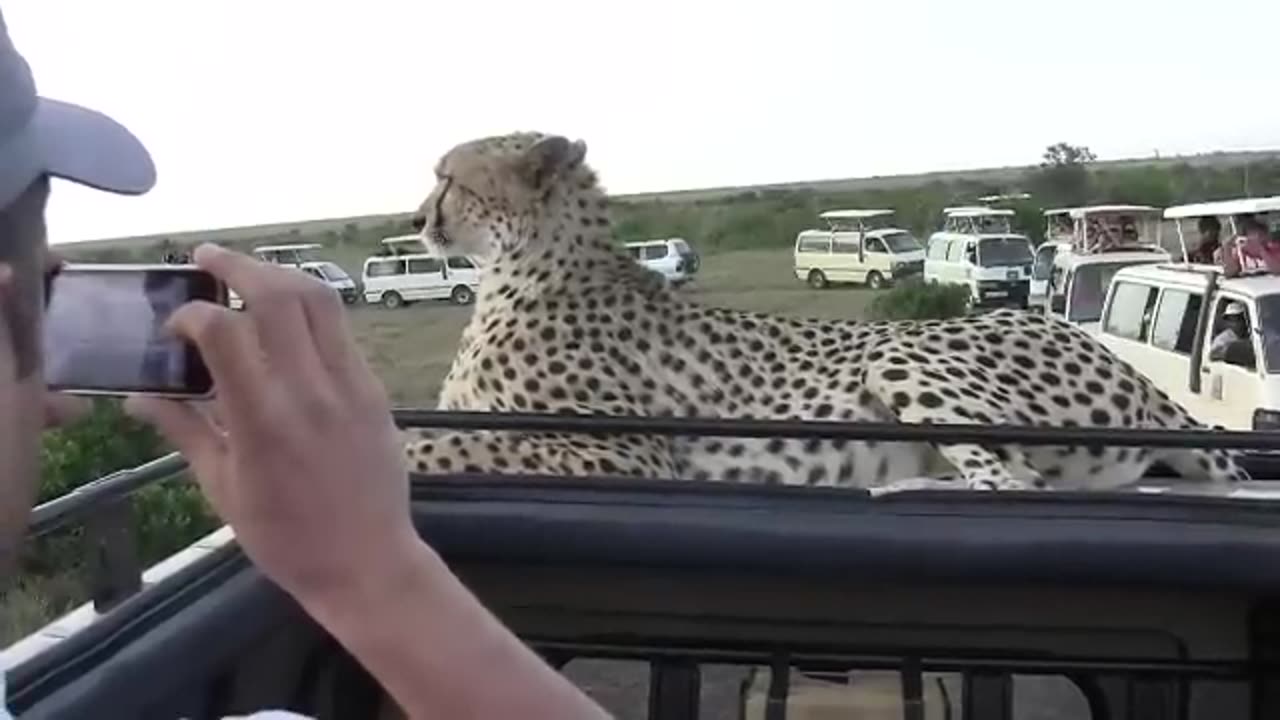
left=124, top=395, right=226, bottom=477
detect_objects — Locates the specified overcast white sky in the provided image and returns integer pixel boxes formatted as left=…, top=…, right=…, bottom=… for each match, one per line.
left=7, top=0, right=1280, bottom=244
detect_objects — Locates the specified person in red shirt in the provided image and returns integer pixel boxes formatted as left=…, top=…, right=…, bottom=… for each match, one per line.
left=1222, top=215, right=1280, bottom=277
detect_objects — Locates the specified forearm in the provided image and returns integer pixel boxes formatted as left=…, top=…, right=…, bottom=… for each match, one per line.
left=297, top=541, right=611, bottom=720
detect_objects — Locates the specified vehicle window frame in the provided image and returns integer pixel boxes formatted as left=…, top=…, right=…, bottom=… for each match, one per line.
left=1101, top=280, right=1159, bottom=342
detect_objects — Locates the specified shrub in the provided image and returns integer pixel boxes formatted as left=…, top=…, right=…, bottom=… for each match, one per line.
left=12, top=398, right=217, bottom=609
left=866, top=280, right=971, bottom=321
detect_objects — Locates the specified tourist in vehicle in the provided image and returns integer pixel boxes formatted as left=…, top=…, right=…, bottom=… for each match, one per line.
left=1187, top=216, right=1222, bottom=265
left=1222, top=216, right=1280, bottom=277
left=0, top=9, right=608, bottom=720
left=1209, top=302, right=1252, bottom=364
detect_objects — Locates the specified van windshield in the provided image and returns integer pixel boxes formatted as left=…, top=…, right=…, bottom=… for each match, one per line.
left=976, top=237, right=1032, bottom=267
left=671, top=239, right=693, bottom=255
left=316, top=262, right=350, bottom=281
left=882, top=231, right=921, bottom=253
left=1255, top=295, right=1280, bottom=374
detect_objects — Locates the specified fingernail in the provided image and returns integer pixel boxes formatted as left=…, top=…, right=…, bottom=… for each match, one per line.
left=0, top=264, right=12, bottom=286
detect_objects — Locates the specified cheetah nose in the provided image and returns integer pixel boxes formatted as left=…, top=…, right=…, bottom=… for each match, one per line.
left=410, top=213, right=426, bottom=232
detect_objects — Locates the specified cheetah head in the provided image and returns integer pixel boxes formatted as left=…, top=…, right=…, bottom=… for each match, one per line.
left=411, top=131, right=589, bottom=263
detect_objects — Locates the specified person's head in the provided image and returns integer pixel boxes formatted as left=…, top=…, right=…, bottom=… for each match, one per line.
left=1198, top=216, right=1221, bottom=246
left=1240, top=217, right=1277, bottom=248
left=1223, top=302, right=1248, bottom=333
left=0, top=6, right=154, bottom=573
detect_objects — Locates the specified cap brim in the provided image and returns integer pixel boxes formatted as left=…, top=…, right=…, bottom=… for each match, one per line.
left=32, top=97, right=155, bottom=196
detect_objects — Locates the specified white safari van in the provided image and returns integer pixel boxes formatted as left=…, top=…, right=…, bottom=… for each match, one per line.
left=1029, top=205, right=1170, bottom=331
left=1096, top=263, right=1280, bottom=431
left=923, top=207, right=1034, bottom=309
left=792, top=209, right=924, bottom=290
left=623, top=238, right=700, bottom=286
left=229, top=243, right=358, bottom=309
left=361, top=235, right=481, bottom=309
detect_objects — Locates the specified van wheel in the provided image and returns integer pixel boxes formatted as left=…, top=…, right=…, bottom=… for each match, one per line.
left=451, top=285, right=475, bottom=305
left=382, top=292, right=404, bottom=310
left=866, top=271, right=885, bottom=290
left=807, top=269, right=828, bottom=289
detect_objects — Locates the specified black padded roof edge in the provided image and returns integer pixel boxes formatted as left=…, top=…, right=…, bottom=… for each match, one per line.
left=408, top=474, right=1280, bottom=592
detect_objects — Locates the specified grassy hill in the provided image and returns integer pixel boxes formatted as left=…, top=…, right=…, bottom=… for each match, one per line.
left=56, top=148, right=1280, bottom=269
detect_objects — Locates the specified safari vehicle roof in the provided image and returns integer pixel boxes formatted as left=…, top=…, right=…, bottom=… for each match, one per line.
left=1111, top=262, right=1280, bottom=300
left=380, top=234, right=424, bottom=245
left=10, top=409, right=1280, bottom=719
left=798, top=226, right=912, bottom=239
left=942, top=205, right=1015, bottom=217
left=251, top=243, right=323, bottom=253
left=1164, top=196, right=1280, bottom=219
left=623, top=237, right=690, bottom=247
left=1053, top=247, right=1170, bottom=269
left=1045, top=204, right=1162, bottom=219
left=818, top=208, right=895, bottom=220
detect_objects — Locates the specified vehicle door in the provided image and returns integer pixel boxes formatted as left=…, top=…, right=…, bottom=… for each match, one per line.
left=1096, top=279, right=1169, bottom=402
left=1143, top=285, right=1211, bottom=422
left=363, top=258, right=406, bottom=301
left=1029, top=244, right=1058, bottom=309
left=794, top=234, right=831, bottom=280
left=643, top=243, right=673, bottom=277
left=943, top=238, right=968, bottom=287
left=405, top=256, right=447, bottom=300
left=863, top=236, right=891, bottom=281
left=1047, top=263, right=1069, bottom=319
left=923, top=235, right=948, bottom=284
left=1198, top=294, right=1263, bottom=430
left=829, top=232, right=863, bottom=283
left=444, top=256, right=480, bottom=286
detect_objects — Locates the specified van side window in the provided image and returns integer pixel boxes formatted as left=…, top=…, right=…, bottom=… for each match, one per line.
left=1149, top=290, right=1203, bottom=355
left=945, top=240, right=966, bottom=263
left=407, top=257, right=443, bottom=274
left=367, top=260, right=405, bottom=277
left=832, top=237, right=860, bottom=254
left=446, top=257, right=476, bottom=270
left=1102, top=281, right=1158, bottom=341
left=865, top=238, right=888, bottom=253
left=642, top=244, right=669, bottom=260
left=798, top=237, right=830, bottom=253
left=926, top=239, right=947, bottom=260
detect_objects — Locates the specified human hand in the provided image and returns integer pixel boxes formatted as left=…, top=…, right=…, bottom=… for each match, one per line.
left=124, top=243, right=419, bottom=600
left=43, top=392, right=89, bottom=429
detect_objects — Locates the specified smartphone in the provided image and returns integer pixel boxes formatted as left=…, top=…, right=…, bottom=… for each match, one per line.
left=42, top=264, right=227, bottom=398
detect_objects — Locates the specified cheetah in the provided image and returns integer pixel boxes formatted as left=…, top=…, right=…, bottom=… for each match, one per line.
left=401, top=130, right=1250, bottom=494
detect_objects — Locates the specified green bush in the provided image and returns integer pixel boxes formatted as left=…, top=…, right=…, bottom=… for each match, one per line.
left=12, top=398, right=217, bottom=611
left=866, top=280, right=971, bottom=322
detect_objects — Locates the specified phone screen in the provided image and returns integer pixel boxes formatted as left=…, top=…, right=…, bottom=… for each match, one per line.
left=42, top=265, right=223, bottom=396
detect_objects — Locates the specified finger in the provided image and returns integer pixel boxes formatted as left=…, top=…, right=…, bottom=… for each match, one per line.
left=165, top=301, right=269, bottom=418
left=124, top=395, right=227, bottom=496
left=43, top=392, right=90, bottom=429
left=192, top=243, right=329, bottom=383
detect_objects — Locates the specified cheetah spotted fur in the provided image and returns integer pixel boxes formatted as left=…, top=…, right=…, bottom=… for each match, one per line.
left=402, top=131, right=1251, bottom=494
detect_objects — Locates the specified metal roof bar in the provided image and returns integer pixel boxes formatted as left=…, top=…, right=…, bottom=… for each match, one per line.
left=391, top=409, right=1280, bottom=451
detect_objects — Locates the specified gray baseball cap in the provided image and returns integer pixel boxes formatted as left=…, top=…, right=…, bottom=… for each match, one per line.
left=0, top=7, right=154, bottom=211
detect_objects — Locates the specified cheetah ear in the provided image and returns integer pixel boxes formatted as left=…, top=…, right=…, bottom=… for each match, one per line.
left=519, top=135, right=587, bottom=190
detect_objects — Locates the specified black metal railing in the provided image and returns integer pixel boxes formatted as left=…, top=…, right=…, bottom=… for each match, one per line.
left=15, top=408, right=1280, bottom=719
left=19, top=409, right=1280, bottom=624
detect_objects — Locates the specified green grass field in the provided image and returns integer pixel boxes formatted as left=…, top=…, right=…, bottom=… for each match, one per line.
left=342, top=247, right=881, bottom=405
